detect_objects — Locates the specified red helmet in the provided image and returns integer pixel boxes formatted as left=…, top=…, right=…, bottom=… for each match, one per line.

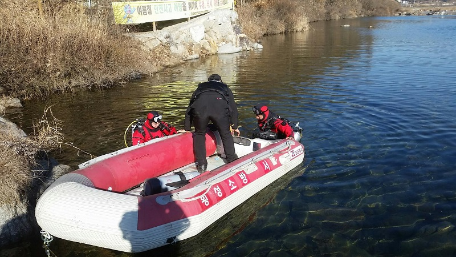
left=253, top=105, right=269, bottom=121
left=252, top=105, right=268, bottom=115
left=147, top=111, right=162, bottom=123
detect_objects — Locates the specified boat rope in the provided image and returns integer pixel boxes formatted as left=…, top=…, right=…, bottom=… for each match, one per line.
left=124, top=120, right=136, bottom=147
left=40, top=230, right=57, bottom=257
left=62, top=142, right=96, bottom=159
left=178, top=184, right=214, bottom=202
left=244, top=140, right=291, bottom=165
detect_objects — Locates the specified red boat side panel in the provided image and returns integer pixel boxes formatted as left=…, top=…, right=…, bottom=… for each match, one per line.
left=137, top=159, right=278, bottom=230
left=137, top=194, right=198, bottom=231
left=137, top=142, right=305, bottom=230
left=75, top=132, right=217, bottom=192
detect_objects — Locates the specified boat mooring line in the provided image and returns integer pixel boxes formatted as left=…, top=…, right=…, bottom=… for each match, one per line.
left=40, top=230, right=57, bottom=257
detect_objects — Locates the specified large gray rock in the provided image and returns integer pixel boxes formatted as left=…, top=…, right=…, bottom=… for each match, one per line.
left=0, top=97, right=22, bottom=114
left=0, top=116, right=27, bottom=138
left=129, top=9, right=262, bottom=60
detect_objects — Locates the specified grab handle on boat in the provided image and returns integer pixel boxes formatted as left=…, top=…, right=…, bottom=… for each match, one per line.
left=174, top=184, right=213, bottom=203
left=250, top=140, right=291, bottom=163
left=278, top=140, right=293, bottom=153
left=156, top=184, right=212, bottom=204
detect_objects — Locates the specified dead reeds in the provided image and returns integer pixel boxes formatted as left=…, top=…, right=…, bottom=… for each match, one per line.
left=0, top=0, right=154, bottom=99
left=237, top=0, right=401, bottom=40
left=0, top=106, right=63, bottom=206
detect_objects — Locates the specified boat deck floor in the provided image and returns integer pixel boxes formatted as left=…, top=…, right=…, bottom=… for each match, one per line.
left=125, top=137, right=270, bottom=196
left=125, top=154, right=227, bottom=196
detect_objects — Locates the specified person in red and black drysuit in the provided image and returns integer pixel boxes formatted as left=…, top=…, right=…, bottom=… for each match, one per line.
left=131, top=111, right=177, bottom=146
left=253, top=105, right=294, bottom=139
left=184, top=74, right=240, bottom=173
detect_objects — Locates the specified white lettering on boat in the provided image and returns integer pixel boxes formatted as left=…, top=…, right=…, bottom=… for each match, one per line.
left=213, top=185, right=223, bottom=197
left=200, top=194, right=210, bottom=206
left=199, top=166, right=273, bottom=209
left=228, top=179, right=237, bottom=190
left=270, top=156, right=278, bottom=166
left=238, top=171, right=248, bottom=184
left=262, top=160, right=271, bottom=171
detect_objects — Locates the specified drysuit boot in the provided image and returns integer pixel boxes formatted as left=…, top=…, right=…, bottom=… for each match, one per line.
left=197, top=164, right=207, bottom=173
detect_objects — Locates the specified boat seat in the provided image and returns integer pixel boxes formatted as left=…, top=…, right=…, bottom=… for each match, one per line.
left=233, top=136, right=251, bottom=146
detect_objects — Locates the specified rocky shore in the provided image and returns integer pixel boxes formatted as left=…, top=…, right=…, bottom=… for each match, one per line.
left=0, top=108, right=72, bottom=248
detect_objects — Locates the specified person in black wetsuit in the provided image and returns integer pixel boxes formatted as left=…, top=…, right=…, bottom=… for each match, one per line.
left=184, top=74, right=240, bottom=173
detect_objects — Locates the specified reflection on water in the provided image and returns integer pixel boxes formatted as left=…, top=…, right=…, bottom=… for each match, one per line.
left=3, top=15, right=456, bottom=256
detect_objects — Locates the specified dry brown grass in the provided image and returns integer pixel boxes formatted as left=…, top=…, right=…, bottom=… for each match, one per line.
left=0, top=107, right=63, bottom=206
left=0, top=139, right=31, bottom=206
left=236, top=4, right=269, bottom=40
left=31, top=106, right=64, bottom=151
left=238, top=0, right=401, bottom=39
left=0, top=0, right=155, bottom=99
left=237, top=0, right=309, bottom=40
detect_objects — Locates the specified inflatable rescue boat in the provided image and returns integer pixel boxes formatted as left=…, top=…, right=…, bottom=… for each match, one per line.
left=35, top=128, right=305, bottom=253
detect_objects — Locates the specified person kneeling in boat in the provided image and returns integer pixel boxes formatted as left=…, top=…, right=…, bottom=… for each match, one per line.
left=132, top=111, right=177, bottom=146
left=252, top=105, right=294, bottom=140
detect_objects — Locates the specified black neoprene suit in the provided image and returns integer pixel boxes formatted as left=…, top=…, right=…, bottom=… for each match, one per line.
left=184, top=80, right=239, bottom=166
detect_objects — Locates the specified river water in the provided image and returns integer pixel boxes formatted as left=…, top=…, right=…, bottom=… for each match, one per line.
left=4, top=15, right=456, bottom=256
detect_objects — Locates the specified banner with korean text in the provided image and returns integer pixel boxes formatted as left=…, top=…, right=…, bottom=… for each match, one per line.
left=112, top=0, right=234, bottom=24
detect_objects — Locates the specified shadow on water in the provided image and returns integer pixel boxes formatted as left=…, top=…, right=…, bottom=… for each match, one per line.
left=0, top=215, right=35, bottom=256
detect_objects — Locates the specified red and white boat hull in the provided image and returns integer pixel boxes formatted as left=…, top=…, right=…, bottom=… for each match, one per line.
left=35, top=131, right=304, bottom=252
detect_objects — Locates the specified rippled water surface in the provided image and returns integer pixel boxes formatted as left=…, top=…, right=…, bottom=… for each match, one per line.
left=4, top=15, right=456, bottom=256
